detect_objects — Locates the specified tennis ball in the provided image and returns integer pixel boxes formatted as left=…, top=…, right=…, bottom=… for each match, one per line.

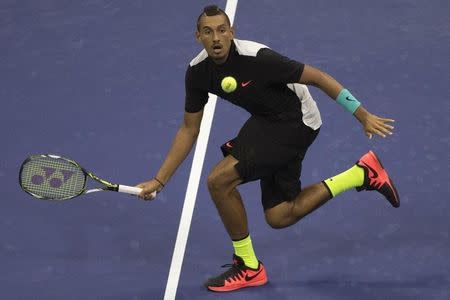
left=221, top=76, right=237, bottom=93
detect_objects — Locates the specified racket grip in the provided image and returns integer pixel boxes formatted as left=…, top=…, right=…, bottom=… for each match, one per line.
left=118, top=185, right=141, bottom=195
left=118, top=185, right=157, bottom=198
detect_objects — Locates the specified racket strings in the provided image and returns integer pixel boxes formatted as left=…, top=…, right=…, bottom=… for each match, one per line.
left=20, top=156, right=85, bottom=200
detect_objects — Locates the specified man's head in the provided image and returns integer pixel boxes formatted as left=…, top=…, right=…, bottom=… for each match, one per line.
left=196, top=5, right=234, bottom=64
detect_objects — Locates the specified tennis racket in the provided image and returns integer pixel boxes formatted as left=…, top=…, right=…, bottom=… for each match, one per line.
left=19, top=154, right=155, bottom=201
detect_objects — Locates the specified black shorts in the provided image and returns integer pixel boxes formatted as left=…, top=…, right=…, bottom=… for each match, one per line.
left=220, top=114, right=320, bottom=210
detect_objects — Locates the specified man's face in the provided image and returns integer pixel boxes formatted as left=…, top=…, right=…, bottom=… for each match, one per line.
left=196, top=14, right=234, bottom=64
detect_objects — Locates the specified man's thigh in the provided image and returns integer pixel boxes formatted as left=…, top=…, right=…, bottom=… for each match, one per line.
left=208, top=154, right=243, bottom=188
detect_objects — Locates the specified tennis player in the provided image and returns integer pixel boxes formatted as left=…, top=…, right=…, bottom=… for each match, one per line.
left=137, top=5, right=399, bottom=292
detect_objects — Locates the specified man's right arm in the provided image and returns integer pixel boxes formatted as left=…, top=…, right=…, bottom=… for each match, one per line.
left=137, top=110, right=203, bottom=200
left=155, top=110, right=203, bottom=184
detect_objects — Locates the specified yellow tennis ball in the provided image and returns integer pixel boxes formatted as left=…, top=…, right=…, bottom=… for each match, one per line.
left=221, top=76, right=237, bottom=93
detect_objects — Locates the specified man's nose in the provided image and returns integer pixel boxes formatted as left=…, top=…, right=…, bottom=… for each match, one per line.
left=212, top=30, right=220, bottom=42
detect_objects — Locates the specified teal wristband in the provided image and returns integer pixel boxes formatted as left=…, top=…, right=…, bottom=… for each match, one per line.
left=336, top=89, right=361, bottom=114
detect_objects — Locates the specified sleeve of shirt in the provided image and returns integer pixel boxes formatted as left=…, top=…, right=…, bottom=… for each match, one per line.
left=184, top=65, right=209, bottom=113
left=256, top=48, right=305, bottom=84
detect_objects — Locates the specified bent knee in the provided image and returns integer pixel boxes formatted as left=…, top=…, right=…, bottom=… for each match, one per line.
left=207, top=169, right=236, bottom=193
left=207, top=171, right=226, bottom=192
left=264, top=212, right=287, bottom=229
left=264, top=202, right=296, bottom=229
left=207, top=160, right=241, bottom=192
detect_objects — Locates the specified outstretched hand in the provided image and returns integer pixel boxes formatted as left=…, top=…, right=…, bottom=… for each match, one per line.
left=354, top=106, right=395, bottom=139
left=136, top=179, right=163, bottom=201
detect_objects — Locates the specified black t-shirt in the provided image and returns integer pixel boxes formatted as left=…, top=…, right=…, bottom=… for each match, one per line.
left=185, top=39, right=305, bottom=117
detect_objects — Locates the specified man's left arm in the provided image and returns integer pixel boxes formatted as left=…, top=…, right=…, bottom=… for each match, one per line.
left=299, top=64, right=395, bottom=139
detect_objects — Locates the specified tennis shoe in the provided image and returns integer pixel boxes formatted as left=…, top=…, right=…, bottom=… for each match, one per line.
left=356, top=150, right=400, bottom=207
left=204, top=254, right=268, bottom=292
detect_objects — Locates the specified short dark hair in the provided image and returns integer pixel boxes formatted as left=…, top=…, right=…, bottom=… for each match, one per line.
left=196, top=5, right=231, bottom=31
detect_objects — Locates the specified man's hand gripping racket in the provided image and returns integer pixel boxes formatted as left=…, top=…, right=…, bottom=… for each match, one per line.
left=135, top=179, right=164, bottom=201
left=19, top=154, right=157, bottom=201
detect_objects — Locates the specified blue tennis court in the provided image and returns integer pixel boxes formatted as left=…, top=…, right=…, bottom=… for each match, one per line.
left=1, top=0, right=449, bottom=299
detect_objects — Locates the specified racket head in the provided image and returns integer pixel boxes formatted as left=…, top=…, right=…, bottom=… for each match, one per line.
left=19, top=154, right=87, bottom=200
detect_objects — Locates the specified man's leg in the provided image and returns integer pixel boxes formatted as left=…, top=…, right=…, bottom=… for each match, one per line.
left=265, top=182, right=332, bottom=228
left=205, top=155, right=268, bottom=292
left=206, top=155, right=247, bottom=240
left=265, top=151, right=400, bottom=229
left=207, top=155, right=259, bottom=268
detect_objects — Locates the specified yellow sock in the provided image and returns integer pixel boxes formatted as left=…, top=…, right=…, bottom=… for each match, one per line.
left=232, top=235, right=259, bottom=269
left=323, top=165, right=364, bottom=197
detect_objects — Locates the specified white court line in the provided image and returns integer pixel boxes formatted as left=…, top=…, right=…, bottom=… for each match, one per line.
left=163, top=1, right=238, bottom=300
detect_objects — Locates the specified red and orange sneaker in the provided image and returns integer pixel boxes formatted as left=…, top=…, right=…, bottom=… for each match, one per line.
left=204, top=254, right=268, bottom=292
left=356, top=150, right=400, bottom=207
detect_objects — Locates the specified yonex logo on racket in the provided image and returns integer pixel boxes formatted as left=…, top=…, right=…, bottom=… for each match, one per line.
left=31, top=167, right=74, bottom=188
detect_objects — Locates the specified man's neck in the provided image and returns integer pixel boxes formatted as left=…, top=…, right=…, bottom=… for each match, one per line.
left=212, top=53, right=230, bottom=65
left=211, top=40, right=234, bottom=65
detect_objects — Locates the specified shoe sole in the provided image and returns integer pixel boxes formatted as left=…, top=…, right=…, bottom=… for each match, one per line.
left=207, top=278, right=268, bottom=292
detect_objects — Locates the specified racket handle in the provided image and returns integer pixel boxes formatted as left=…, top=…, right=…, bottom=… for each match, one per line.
left=118, top=185, right=142, bottom=195
left=118, top=185, right=157, bottom=198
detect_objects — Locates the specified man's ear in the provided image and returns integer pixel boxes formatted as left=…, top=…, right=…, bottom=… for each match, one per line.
left=195, top=31, right=201, bottom=43
left=230, top=26, right=235, bottom=38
